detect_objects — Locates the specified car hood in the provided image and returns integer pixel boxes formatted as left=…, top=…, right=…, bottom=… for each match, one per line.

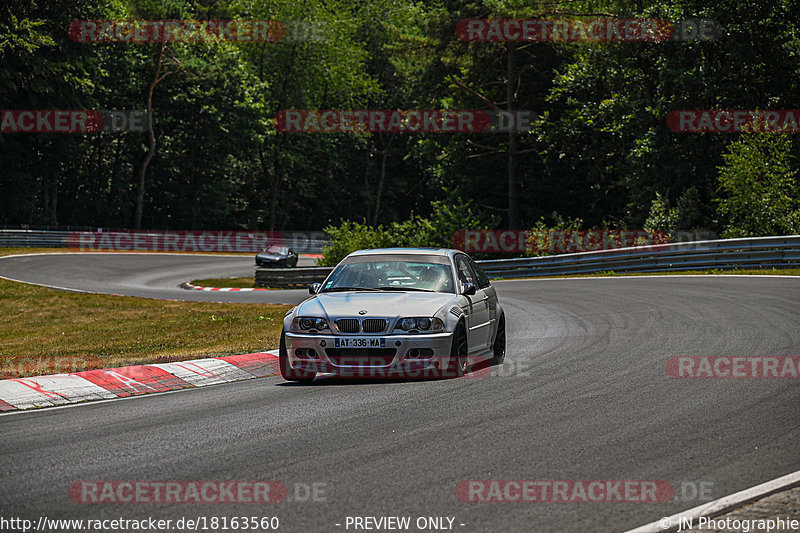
left=298, top=291, right=457, bottom=319
left=257, top=253, right=283, bottom=260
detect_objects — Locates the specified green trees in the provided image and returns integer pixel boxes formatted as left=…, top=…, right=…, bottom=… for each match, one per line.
left=716, top=134, right=799, bottom=237
left=1, top=0, right=798, bottom=237
left=319, top=198, right=494, bottom=265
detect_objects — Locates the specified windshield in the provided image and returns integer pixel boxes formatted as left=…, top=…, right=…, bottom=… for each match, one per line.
left=322, top=256, right=454, bottom=293
left=263, top=245, right=289, bottom=254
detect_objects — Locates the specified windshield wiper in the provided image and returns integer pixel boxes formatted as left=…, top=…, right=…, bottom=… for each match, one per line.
left=321, top=286, right=382, bottom=293
left=375, top=286, right=436, bottom=292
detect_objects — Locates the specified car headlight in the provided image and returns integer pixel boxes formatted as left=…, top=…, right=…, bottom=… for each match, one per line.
left=291, top=316, right=330, bottom=332
left=394, top=317, right=444, bottom=333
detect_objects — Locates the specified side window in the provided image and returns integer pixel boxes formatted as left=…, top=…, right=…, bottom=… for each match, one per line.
left=467, top=256, right=490, bottom=288
left=456, top=255, right=477, bottom=285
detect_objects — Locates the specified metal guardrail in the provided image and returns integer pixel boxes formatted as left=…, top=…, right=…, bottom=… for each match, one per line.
left=0, top=230, right=69, bottom=248
left=0, top=229, right=331, bottom=254
left=255, top=236, right=800, bottom=287
left=3, top=229, right=797, bottom=286
left=478, top=235, right=800, bottom=278
left=255, top=266, right=333, bottom=288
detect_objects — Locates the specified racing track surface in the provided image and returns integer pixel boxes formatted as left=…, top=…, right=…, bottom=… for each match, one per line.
left=0, top=253, right=798, bottom=532
left=0, top=252, right=313, bottom=303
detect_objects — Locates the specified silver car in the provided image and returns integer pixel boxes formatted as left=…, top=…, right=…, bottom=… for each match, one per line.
left=279, top=248, right=506, bottom=382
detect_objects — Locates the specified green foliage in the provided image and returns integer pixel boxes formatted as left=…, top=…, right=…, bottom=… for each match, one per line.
left=716, top=134, right=800, bottom=238
left=0, top=0, right=798, bottom=238
left=644, top=187, right=710, bottom=237
left=319, top=198, right=496, bottom=265
left=525, top=212, right=583, bottom=256
left=318, top=219, right=426, bottom=267
left=643, top=192, right=677, bottom=234
left=426, top=198, right=499, bottom=251
left=0, top=14, right=55, bottom=54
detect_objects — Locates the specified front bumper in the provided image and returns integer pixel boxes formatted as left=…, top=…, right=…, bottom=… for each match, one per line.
left=284, top=331, right=455, bottom=377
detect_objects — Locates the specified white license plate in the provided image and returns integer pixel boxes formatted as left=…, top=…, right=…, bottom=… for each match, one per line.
left=335, top=337, right=386, bottom=348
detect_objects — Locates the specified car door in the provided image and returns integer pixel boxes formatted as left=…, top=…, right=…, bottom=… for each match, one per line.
left=456, top=254, right=491, bottom=351
left=467, top=254, right=498, bottom=339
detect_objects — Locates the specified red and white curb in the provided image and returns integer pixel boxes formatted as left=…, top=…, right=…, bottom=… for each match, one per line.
left=181, top=281, right=270, bottom=292
left=0, top=350, right=279, bottom=412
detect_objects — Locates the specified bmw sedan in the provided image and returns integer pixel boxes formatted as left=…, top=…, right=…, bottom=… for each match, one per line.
left=279, top=248, right=506, bottom=382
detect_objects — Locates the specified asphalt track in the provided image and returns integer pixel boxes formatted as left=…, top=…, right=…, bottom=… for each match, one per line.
left=0, top=253, right=798, bottom=532
left=0, top=252, right=313, bottom=303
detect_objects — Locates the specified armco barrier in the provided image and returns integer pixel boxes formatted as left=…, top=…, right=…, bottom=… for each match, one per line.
left=0, top=230, right=68, bottom=248
left=255, top=236, right=800, bottom=287
left=478, top=235, right=800, bottom=279
left=0, top=229, right=330, bottom=254
left=3, top=230, right=798, bottom=285
left=255, top=266, right=333, bottom=288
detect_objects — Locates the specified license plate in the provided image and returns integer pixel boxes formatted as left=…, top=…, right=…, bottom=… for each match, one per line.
left=335, top=337, right=386, bottom=348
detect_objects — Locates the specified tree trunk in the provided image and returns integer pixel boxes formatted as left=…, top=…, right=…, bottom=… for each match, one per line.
left=364, top=152, right=372, bottom=223
left=506, top=42, right=519, bottom=230
left=269, top=134, right=283, bottom=232
left=373, top=146, right=388, bottom=226
left=134, top=42, right=167, bottom=230
left=372, top=133, right=394, bottom=226
left=49, top=174, right=58, bottom=226
left=109, top=138, right=122, bottom=222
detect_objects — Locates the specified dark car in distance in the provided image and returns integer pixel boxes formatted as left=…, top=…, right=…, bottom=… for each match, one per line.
left=255, top=245, right=298, bottom=268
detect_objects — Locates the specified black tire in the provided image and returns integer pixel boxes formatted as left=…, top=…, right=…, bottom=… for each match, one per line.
left=445, top=323, right=468, bottom=378
left=287, top=256, right=298, bottom=267
left=279, top=331, right=316, bottom=383
left=492, top=314, right=506, bottom=365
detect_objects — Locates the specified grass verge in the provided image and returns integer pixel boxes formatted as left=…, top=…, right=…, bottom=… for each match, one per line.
left=0, top=247, right=77, bottom=257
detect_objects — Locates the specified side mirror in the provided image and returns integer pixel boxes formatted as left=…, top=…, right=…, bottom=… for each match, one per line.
left=309, top=283, right=321, bottom=295
left=461, top=282, right=476, bottom=296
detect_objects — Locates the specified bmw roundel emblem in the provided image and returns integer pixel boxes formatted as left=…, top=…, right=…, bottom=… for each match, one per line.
left=358, top=309, right=367, bottom=315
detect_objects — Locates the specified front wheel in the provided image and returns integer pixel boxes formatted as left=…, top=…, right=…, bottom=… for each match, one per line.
left=279, top=331, right=316, bottom=383
left=492, top=315, right=506, bottom=365
left=445, top=324, right=468, bottom=378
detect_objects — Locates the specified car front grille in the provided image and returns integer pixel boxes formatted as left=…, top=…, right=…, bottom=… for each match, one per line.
left=325, top=348, right=397, bottom=366
left=336, top=319, right=360, bottom=333
left=362, top=318, right=388, bottom=333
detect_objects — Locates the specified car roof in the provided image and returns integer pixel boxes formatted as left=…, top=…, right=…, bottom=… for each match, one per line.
left=346, top=247, right=458, bottom=258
